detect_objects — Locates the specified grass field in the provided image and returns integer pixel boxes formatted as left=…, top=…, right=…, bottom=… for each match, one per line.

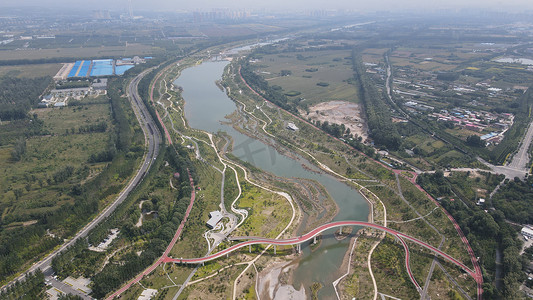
left=0, top=102, right=112, bottom=223
left=0, top=44, right=155, bottom=61
left=390, top=56, right=457, bottom=71
left=257, top=50, right=358, bottom=106
left=232, top=179, right=291, bottom=239
left=0, top=63, right=62, bottom=78
left=33, top=100, right=111, bottom=135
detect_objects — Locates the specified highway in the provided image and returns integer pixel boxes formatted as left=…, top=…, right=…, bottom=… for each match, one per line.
left=106, top=61, right=185, bottom=299
left=1, top=68, right=162, bottom=295
left=508, top=122, right=533, bottom=171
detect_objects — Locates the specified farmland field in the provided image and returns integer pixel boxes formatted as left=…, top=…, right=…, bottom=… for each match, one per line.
left=257, top=50, right=358, bottom=106
left=0, top=44, right=155, bottom=61
left=0, top=63, right=62, bottom=78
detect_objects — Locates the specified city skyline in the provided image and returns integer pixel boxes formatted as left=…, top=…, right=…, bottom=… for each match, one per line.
left=1, top=0, right=533, bottom=13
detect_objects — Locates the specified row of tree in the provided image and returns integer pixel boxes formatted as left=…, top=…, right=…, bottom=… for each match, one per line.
left=78, top=121, right=108, bottom=134
left=351, top=51, right=401, bottom=150
left=490, top=87, right=533, bottom=164
left=0, top=271, right=46, bottom=299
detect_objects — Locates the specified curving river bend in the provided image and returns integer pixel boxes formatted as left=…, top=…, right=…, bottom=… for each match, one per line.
left=175, top=61, right=369, bottom=299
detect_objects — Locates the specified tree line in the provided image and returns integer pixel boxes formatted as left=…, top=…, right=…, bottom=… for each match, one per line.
left=0, top=76, right=52, bottom=121
left=351, top=50, right=401, bottom=150
left=0, top=270, right=46, bottom=300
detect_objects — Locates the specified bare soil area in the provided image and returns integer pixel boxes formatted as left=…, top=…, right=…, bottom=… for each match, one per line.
left=257, top=260, right=306, bottom=300
left=304, top=101, right=368, bottom=141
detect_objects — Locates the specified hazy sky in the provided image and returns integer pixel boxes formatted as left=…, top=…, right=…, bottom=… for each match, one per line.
left=2, top=0, right=533, bottom=12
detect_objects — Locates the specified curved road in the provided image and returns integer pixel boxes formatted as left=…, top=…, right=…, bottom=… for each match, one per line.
left=1, top=69, right=161, bottom=293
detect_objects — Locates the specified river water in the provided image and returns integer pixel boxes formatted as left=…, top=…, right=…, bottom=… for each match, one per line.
left=175, top=61, right=368, bottom=299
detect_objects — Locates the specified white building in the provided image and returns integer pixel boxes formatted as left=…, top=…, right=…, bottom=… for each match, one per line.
left=521, top=226, right=533, bottom=239
left=287, top=122, right=299, bottom=131
left=138, top=289, right=157, bottom=300
left=206, top=211, right=223, bottom=229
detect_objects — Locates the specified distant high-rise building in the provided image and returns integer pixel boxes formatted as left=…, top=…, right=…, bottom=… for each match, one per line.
left=128, top=0, right=134, bottom=19
left=92, top=10, right=111, bottom=20
left=193, top=9, right=250, bottom=22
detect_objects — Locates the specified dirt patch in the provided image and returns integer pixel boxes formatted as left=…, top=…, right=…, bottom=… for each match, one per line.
left=22, top=220, right=38, bottom=226
left=257, top=260, right=306, bottom=300
left=305, top=101, right=368, bottom=141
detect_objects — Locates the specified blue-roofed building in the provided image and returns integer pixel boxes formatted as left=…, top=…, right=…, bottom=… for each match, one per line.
left=67, top=61, right=83, bottom=78
left=90, top=59, right=114, bottom=77
left=78, top=61, right=91, bottom=77
left=115, top=65, right=134, bottom=75
left=480, top=132, right=498, bottom=140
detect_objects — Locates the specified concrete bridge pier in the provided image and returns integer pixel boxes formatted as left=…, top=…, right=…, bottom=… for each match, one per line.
left=249, top=244, right=252, bottom=253
left=296, top=243, right=301, bottom=254
left=313, top=236, right=317, bottom=244
left=274, top=245, right=276, bottom=255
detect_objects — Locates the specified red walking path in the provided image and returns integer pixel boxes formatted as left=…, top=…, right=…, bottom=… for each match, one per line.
left=162, top=220, right=481, bottom=297
left=238, top=67, right=483, bottom=299
left=106, top=169, right=196, bottom=299
left=108, top=63, right=482, bottom=299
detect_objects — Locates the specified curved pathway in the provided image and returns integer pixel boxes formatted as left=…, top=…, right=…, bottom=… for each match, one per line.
left=162, top=221, right=482, bottom=294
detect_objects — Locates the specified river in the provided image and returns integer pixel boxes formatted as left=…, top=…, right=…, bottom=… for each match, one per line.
left=175, top=61, right=369, bottom=299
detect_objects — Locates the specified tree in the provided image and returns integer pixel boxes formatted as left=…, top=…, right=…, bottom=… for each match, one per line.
left=466, top=135, right=485, bottom=147
left=13, top=188, right=23, bottom=200
left=11, top=137, right=26, bottom=161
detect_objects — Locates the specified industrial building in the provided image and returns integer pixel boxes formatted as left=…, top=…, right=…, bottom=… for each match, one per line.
left=59, top=57, right=144, bottom=79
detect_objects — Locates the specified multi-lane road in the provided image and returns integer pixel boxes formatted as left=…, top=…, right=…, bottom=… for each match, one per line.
left=507, top=122, right=533, bottom=171
left=1, top=69, right=162, bottom=295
